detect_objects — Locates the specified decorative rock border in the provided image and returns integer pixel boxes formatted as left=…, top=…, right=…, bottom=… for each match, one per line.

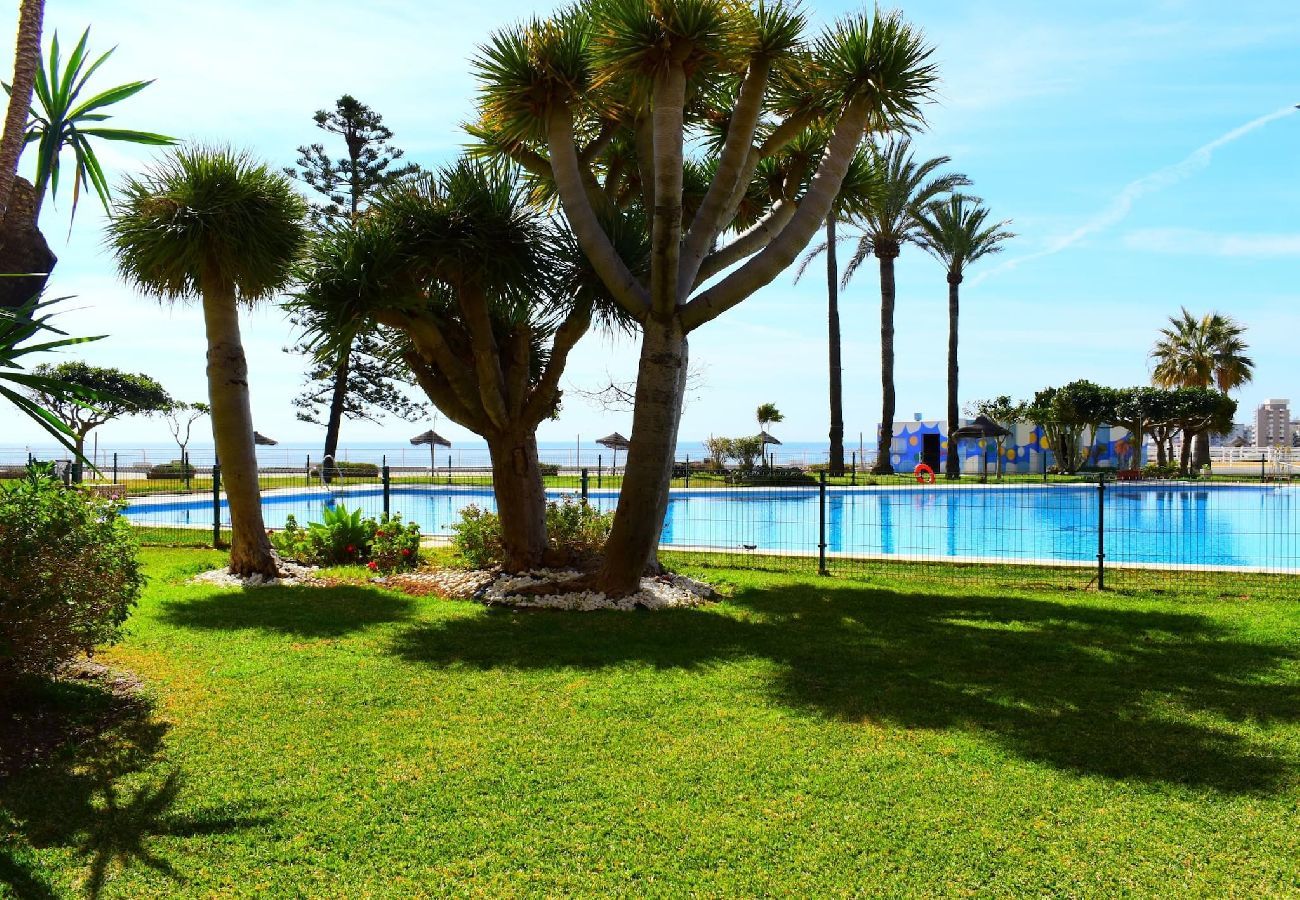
left=383, top=567, right=718, bottom=611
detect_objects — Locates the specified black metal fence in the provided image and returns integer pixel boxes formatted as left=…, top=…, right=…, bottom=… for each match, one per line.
left=19, top=445, right=1283, bottom=597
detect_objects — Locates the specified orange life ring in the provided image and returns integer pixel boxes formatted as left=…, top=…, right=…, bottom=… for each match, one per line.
left=914, top=463, right=936, bottom=484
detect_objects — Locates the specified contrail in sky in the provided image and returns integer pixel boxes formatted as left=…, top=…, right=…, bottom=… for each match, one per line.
left=972, top=103, right=1300, bottom=285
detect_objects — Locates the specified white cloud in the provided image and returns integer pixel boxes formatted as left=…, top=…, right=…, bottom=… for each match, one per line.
left=973, top=104, right=1300, bottom=283
left=1124, top=228, right=1300, bottom=257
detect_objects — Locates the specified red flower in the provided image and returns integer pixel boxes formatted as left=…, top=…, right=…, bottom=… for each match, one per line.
left=401, top=548, right=411, bottom=556
left=376, top=530, right=386, bottom=538
left=367, top=561, right=378, bottom=571
left=346, top=545, right=355, bottom=554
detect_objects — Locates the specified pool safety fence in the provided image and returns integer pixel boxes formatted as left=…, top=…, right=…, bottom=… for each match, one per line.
left=97, top=452, right=1300, bottom=596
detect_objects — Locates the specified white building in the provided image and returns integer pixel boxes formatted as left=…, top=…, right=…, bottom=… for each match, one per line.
left=1255, top=399, right=1294, bottom=447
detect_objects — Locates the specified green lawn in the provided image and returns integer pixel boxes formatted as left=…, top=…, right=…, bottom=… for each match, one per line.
left=3, top=549, right=1298, bottom=896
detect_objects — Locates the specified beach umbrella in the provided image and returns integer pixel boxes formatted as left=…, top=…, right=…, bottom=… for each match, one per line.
left=951, top=416, right=1010, bottom=440
left=411, top=428, right=451, bottom=473
left=253, top=431, right=277, bottom=446
left=951, top=416, right=1011, bottom=480
left=758, top=430, right=782, bottom=469
left=596, top=432, right=630, bottom=473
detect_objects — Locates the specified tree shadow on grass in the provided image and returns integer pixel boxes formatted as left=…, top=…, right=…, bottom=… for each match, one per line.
left=159, top=583, right=417, bottom=639
left=1, top=674, right=270, bottom=899
left=390, top=582, right=1300, bottom=794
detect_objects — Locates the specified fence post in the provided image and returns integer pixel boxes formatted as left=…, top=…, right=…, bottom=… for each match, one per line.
left=598, top=454, right=603, bottom=489
left=112, top=452, right=118, bottom=485
left=1042, top=450, right=1048, bottom=483
left=580, top=467, right=589, bottom=501
left=1261, top=454, right=1267, bottom=483
left=851, top=451, right=856, bottom=485
left=448, top=454, right=453, bottom=486
left=818, top=470, right=828, bottom=576
left=1096, top=473, right=1106, bottom=590
left=211, top=462, right=222, bottom=549
left=685, top=454, right=690, bottom=488
left=382, top=456, right=391, bottom=516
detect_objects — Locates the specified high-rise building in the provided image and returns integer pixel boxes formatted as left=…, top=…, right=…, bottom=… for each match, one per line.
left=1255, top=399, right=1293, bottom=447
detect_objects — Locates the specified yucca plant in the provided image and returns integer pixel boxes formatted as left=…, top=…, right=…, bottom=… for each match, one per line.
left=0, top=291, right=105, bottom=454
left=471, top=2, right=938, bottom=593
left=107, top=146, right=307, bottom=577
left=291, top=160, right=621, bottom=571
left=9, top=27, right=174, bottom=224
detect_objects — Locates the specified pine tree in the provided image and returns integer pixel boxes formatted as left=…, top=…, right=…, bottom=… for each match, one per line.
left=285, top=95, right=425, bottom=477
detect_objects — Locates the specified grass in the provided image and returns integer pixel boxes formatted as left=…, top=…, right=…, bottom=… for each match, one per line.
left=3, top=550, right=1298, bottom=896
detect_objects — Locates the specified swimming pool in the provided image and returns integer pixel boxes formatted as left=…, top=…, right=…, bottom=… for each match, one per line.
left=124, top=483, right=1300, bottom=572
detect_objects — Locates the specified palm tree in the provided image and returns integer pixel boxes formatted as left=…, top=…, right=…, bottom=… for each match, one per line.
left=108, top=146, right=307, bottom=577
left=292, top=161, right=603, bottom=571
left=0, top=0, right=43, bottom=224
left=916, top=194, right=1014, bottom=479
left=472, top=4, right=938, bottom=594
left=842, top=139, right=968, bottom=473
left=1150, top=308, right=1254, bottom=470
left=795, top=148, right=874, bottom=476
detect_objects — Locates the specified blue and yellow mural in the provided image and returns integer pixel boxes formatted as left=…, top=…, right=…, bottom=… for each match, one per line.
left=886, top=421, right=1139, bottom=474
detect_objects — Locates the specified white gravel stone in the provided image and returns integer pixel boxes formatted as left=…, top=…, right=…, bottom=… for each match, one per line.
left=389, top=567, right=717, bottom=611
left=191, top=554, right=322, bottom=588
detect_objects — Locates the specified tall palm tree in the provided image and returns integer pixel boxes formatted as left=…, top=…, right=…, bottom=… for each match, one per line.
left=1150, top=308, right=1253, bottom=469
left=0, top=0, right=43, bottom=224
left=108, top=146, right=307, bottom=577
left=916, top=194, right=1013, bottom=479
left=842, top=138, right=968, bottom=473
left=795, top=148, right=874, bottom=476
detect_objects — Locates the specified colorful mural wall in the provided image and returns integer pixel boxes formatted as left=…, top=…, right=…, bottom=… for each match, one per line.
left=887, top=420, right=1139, bottom=474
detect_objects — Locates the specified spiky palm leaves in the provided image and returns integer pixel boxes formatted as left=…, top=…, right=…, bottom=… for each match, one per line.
left=471, top=0, right=939, bottom=591
left=1150, top=308, right=1254, bottom=393
left=108, top=146, right=307, bottom=577
left=292, top=160, right=624, bottom=570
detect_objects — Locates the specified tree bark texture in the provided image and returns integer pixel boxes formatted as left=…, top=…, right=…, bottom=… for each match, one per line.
left=826, top=217, right=845, bottom=477
left=873, top=249, right=899, bottom=474
left=201, top=283, right=277, bottom=577
left=0, top=0, right=42, bottom=228
left=486, top=431, right=548, bottom=572
left=596, top=317, right=688, bottom=594
left=321, top=342, right=351, bottom=483
left=944, top=273, right=962, bottom=479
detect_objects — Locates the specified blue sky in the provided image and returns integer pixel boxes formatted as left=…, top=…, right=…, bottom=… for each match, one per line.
left=7, top=0, right=1299, bottom=450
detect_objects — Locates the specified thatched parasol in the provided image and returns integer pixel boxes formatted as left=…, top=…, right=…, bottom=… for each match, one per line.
left=596, top=432, right=630, bottom=473
left=411, top=429, right=451, bottom=473
left=253, top=431, right=277, bottom=446
left=951, top=416, right=1011, bottom=440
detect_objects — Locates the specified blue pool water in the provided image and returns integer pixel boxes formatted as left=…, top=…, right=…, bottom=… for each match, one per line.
left=125, top=483, right=1300, bottom=571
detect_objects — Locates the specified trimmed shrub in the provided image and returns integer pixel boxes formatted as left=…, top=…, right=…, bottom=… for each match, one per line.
left=538, top=463, right=560, bottom=477
left=146, top=460, right=196, bottom=480
left=309, top=461, right=380, bottom=479
left=0, top=464, right=144, bottom=682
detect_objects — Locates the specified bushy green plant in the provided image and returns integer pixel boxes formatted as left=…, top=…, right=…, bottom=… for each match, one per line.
left=450, top=505, right=503, bottom=569
left=0, top=463, right=144, bottom=682
left=369, top=513, right=422, bottom=573
left=271, top=505, right=421, bottom=573
left=450, top=498, right=614, bottom=568
left=538, top=463, right=561, bottom=477
left=545, top=498, right=614, bottom=562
